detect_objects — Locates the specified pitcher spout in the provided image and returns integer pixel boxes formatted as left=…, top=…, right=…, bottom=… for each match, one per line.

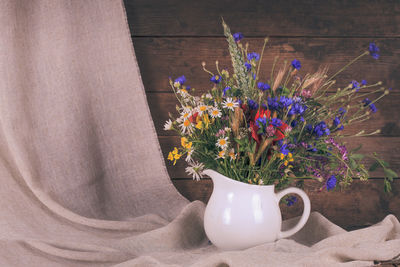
left=203, top=169, right=224, bottom=185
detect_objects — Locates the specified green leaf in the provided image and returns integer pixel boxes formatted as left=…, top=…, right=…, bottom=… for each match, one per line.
left=350, top=153, right=365, bottom=160
left=350, top=144, right=363, bottom=153
left=384, top=168, right=398, bottom=181
left=349, top=158, right=357, bottom=169
left=384, top=179, right=392, bottom=193
left=369, top=161, right=380, bottom=172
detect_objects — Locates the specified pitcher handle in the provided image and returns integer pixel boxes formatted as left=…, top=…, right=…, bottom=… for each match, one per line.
left=276, top=187, right=311, bottom=239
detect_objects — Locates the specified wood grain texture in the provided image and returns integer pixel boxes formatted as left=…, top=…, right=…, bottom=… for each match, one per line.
left=124, top=0, right=400, bottom=228
left=172, top=178, right=400, bottom=230
left=134, top=37, right=400, bottom=93
left=125, top=0, right=400, bottom=37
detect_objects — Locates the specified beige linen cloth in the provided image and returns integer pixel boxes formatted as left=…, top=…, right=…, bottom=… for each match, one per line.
left=0, top=0, right=398, bottom=266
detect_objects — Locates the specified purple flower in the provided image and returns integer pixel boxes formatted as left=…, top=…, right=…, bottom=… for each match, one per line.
left=244, top=62, right=252, bottom=72
left=279, top=96, right=293, bottom=109
left=291, top=59, right=301, bottom=70
left=286, top=195, right=297, bottom=206
left=256, top=117, right=267, bottom=129
left=362, top=98, right=377, bottom=113
left=369, top=42, right=380, bottom=59
left=313, top=121, right=330, bottom=137
left=361, top=79, right=367, bottom=86
left=338, top=107, right=346, bottom=117
left=210, top=75, right=221, bottom=84
left=223, top=86, right=231, bottom=96
left=266, top=125, right=275, bottom=137
left=333, top=117, right=340, bottom=127
left=174, top=75, right=186, bottom=85
left=257, top=82, right=271, bottom=91
left=267, top=97, right=279, bottom=110
left=271, top=118, right=283, bottom=127
left=351, top=80, right=360, bottom=91
left=248, top=99, right=259, bottom=110
left=280, top=143, right=290, bottom=155
left=326, top=175, right=337, bottom=191
left=233, top=32, right=244, bottom=42
left=247, top=52, right=260, bottom=61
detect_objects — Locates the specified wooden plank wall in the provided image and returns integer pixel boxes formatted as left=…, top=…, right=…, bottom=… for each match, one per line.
left=124, top=0, right=400, bottom=229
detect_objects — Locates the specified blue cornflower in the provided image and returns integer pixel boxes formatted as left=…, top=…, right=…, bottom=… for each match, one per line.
left=286, top=195, right=297, bottom=206
left=247, top=52, right=260, bottom=61
left=306, top=124, right=313, bottom=132
left=362, top=98, right=377, bottom=113
left=326, top=175, right=337, bottom=191
left=233, top=32, right=244, bottom=42
left=244, top=62, right=252, bottom=72
left=288, top=102, right=306, bottom=116
left=256, top=117, right=267, bottom=129
left=210, top=75, right=221, bottom=84
left=279, top=96, right=293, bottom=109
left=174, top=75, right=186, bottom=85
left=307, top=144, right=317, bottom=153
left=369, top=42, right=380, bottom=59
left=333, top=117, right=340, bottom=127
left=337, top=125, right=344, bottom=131
left=280, top=143, right=290, bottom=155
left=351, top=80, right=360, bottom=91
left=267, top=97, right=279, bottom=110
left=291, top=59, right=301, bottom=70
left=248, top=99, right=259, bottom=110
left=271, top=118, right=283, bottom=127
left=313, top=121, right=330, bottom=137
left=257, top=82, right=271, bottom=91
left=361, top=79, right=367, bottom=86
left=223, top=86, right=231, bottom=96
left=338, top=107, right=346, bottom=117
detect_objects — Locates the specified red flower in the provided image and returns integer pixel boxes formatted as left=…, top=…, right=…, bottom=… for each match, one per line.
left=188, top=112, right=199, bottom=123
left=274, top=122, right=288, bottom=141
left=249, top=121, right=260, bottom=144
left=249, top=108, right=287, bottom=142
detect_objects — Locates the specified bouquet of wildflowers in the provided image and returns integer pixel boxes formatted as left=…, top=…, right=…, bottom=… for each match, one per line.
left=164, top=20, right=397, bottom=192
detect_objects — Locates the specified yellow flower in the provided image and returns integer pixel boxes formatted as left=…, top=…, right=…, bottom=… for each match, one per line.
left=181, top=137, right=192, bottom=149
left=202, top=114, right=211, bottom=129
left=196, top=121, right=203, bottom=129
left=284, top=160, right=288, bottom=166
left=280, top=153, right=285, bottom=160
left=168, top=147, right=182, bottom=165
left=181, top=137, right=188, bottom=147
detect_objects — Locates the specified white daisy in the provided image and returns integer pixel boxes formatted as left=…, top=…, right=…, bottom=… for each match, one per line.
left=185, top=147, right=194, bottom=162
left=179, top=118, right=193, bottom=135
left=209, top=107, right=222, bottom=118
left=205, top=93, right=212, bottom=99
left=177, top=110, right=190, bottom=123
left=216, top=136, right=229, bottom=149
left=185, top=161, right=204, bottom=181
left=222, top=97, right=239, bottom=111
left=228, top=148, right=236, bottom=161
left=163, top=119, right=173, bottom=131
left=216, top=150, right=226, bottom=159
left=196, top=104, right=209, bottom=116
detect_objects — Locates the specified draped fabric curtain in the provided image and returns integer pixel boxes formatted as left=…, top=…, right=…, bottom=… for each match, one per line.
left=0, top=1, right=398, bottom=266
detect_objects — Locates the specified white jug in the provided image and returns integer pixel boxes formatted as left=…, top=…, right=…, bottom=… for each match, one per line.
left=203, top=169, right=311, bottom=250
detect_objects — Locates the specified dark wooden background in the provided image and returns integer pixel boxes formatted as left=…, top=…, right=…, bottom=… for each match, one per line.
left=124, top=0, right=400, bottom=229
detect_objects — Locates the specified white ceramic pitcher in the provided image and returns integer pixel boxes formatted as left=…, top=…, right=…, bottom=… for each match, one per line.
left=203, top=169, right=311, bottom=250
